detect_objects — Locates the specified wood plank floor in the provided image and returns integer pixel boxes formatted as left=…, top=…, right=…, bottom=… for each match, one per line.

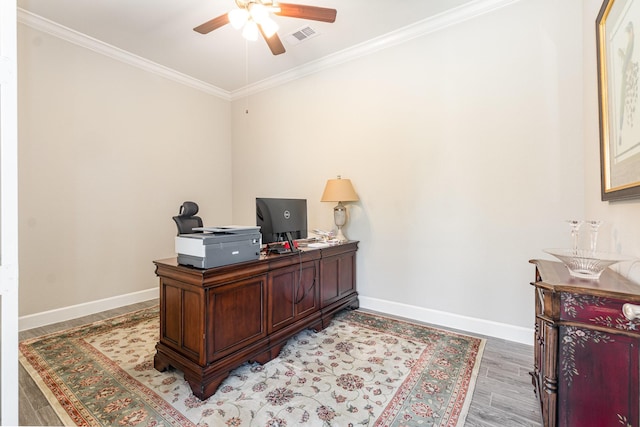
left=19, top=301, right=542, bottom=426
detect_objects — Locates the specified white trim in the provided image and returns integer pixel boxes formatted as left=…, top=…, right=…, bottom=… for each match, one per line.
left=231, top=0, right=522, bottom=99
left=17, top=289, right=534, bottom=343
left=16, top=9, right=231, bottom=101
left=19, top=288, right=158, bottom=332
left=18, top=0, right=521, bottom=101
left=359, top=295, right=534, bottom=345
left=1, top=0, right=19, bottom=423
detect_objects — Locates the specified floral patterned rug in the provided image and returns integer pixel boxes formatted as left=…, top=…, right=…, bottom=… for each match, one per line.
left=20, top=307, right=485, bottom=426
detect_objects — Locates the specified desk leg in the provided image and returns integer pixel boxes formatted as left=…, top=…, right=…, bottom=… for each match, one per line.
left=154, top=353, right=172, bottom=372
left=187, top=375, right=227, bottom=401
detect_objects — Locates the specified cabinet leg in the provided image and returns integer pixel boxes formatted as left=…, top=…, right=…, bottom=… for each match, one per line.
left=251, top=350, right=272, bottom=365
left=187, top=374, right=227, bottom=401
left=310, top=319, right=325, bottom=332
left=154, top=354, right=172, bottom=372
left=269, top=341, right=287, bottom=359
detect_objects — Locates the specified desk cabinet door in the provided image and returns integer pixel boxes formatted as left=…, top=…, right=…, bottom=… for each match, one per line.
left=558, top=325, right=639, bottom=427
left=320, top=251, right=356, bottom=307
left=268, top=260, right=318, bottom=332
left=206, top=275, right=267, bottom=363
left=160, top=277, right=205, bottom=364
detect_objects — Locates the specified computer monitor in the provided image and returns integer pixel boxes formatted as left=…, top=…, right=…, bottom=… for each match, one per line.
left=256, top=198, right=307, bottom=250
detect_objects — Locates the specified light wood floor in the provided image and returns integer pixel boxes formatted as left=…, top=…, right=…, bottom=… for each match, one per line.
left=19, top=301, right=542, bottom=426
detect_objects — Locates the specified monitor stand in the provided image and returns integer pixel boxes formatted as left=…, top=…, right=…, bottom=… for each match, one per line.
left=284, top=232, right=299, bottom=253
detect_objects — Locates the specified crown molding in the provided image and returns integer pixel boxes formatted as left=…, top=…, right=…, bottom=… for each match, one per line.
left=16, top=8, right=231, bottom=101
left=231, top=0, right=521, bottom=100
left=18, top=0, right=520, bottom=102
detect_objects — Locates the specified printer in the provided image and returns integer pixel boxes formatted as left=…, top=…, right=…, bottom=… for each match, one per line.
left=175, top=226, right=261, bottom=269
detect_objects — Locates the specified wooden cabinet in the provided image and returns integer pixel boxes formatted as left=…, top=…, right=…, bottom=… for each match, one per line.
left=530, top=260, right=640, bottom=427
left=268, top=259, right=319, bottom=333
left=320, top=246, right=356, bottom=305
left=319, top=244, right=358, bottom=327
left=206, top=275, right=267, bottom=363
left=159, top=273, right=268, bottom=367
left=154, top=241, right=358, bottom=400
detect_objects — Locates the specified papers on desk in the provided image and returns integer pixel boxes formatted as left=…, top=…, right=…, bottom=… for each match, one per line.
left=307, top=242, right=333, bottom=248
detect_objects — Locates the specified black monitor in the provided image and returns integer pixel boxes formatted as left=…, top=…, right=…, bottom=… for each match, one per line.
left=256, top=198, right=307, bottom=251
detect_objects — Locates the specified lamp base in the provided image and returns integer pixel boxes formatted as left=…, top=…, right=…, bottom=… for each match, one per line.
left=335, top=227, right=347, bottom=243
left=333, top=202, right=348, bottom=243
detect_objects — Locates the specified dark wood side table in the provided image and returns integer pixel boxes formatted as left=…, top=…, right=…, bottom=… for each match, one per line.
left=153, top=241, right=358, bottom=400
left=530, top=259, right=640, bottom=427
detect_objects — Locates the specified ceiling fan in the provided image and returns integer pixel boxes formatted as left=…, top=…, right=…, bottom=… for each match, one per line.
left=194, top=0, right=337, bottom=56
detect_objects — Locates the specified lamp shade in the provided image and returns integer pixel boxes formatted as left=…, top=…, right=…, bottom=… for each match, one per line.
left=321, top=177, right=359, bottom=202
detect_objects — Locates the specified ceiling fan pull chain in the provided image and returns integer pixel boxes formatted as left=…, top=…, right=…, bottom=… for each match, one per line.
left=245, top=40, right=250, bottom=114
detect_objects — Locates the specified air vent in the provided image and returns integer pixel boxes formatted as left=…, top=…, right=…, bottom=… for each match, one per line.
left=285, top=26, right=319, bottom=45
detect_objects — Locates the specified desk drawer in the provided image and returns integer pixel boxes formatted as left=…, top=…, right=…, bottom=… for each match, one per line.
left=560, top=292, right=640, bottom=335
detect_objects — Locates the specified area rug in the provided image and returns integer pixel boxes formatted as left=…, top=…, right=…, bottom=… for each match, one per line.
left=19, top=306, right=485, bottom=427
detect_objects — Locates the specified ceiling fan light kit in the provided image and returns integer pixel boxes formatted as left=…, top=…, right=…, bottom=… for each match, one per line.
left=247, top=3, right=270, bottom=22
left=242, top=19, right=259, bottom=40
left=259, top=17, right=279, bottom=38
left=194, top=1, right=337, bottom=56
left=229, top=2, right=279, bottom=39
left=228, top=8, right=249, bottom=29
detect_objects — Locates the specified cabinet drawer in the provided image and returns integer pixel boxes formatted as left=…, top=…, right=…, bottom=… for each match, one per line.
left=560, top=292, right=640, bottom=335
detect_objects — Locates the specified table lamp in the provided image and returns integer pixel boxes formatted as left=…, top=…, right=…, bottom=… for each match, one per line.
left=321, top=176, right=359, bottom=242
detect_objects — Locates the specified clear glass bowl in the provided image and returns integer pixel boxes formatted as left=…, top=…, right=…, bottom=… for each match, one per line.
left=544, top=248, right=632, bottom=279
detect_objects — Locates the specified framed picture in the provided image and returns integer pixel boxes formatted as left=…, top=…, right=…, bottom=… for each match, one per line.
left=597, top=0, right=640, bottom=200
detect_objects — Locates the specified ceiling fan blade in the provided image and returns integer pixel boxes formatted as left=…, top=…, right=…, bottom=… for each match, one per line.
left=274, top=3, right=337, bottom=23
left=259, top=26, right=286, bottom=55
left=193, top=14, right=230, bottom=34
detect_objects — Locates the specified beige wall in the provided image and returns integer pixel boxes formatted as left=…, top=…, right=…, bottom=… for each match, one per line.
left=18, top=25, right=232, bottom=316
left=20, top=0, right=640, bottom=339
left=231, top=0, right=585, bottom=332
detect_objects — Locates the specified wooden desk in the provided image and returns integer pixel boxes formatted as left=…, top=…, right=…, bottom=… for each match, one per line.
left=153, top=241, right=358, bottom=400
left=530, top=259, right=640, bottom=427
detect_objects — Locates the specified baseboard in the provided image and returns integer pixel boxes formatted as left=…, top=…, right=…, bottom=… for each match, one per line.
left=19, top=287, right=158, bottom=332
left=358, top=296, right=534, bottom=345
left=18, top=289, right=534, bottom=344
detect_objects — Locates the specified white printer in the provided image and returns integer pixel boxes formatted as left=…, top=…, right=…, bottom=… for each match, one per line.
left=175, top=226, right=261, bottom=269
